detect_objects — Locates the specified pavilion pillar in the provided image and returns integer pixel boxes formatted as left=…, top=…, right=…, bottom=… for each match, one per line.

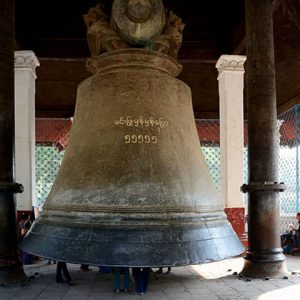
left=0, top=0, right=27, bottom=284
left=216, top=55, right=247, bottom=245
left=241, top=0, right=287, bottom=278
left=14, top=51, right=39, bottom=220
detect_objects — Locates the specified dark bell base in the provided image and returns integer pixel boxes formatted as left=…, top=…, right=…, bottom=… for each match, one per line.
left=0, top=263, right=27, bottom=285
left=241, top=251, right=287, bottom=278
left=21, top=219, right=244, bottom=267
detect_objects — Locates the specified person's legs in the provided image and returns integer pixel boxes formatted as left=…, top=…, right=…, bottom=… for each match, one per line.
left=132, top=268, right=143, bottom=294
left=22, top=252, right=31, bottom=265
left=114, top=268, right=121, bottom=292
left=142, top=268, right=151, bottom=293
left=283, top=244, right=294, bottom=254
left=56, top=262, right=63, bottom=282
left=61, top=262, right=72, bottom=282
left=123, top=267, right=130, bottom=291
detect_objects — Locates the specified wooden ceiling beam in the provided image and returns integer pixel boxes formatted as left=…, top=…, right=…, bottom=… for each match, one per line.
left=278, top=94, right=300, bottom=116
left=229, top=0, right=286, bottom=55
left=194, top=111, right=219, bottom=120
left=36, top=110, right=74, bottom=118
left=179, top=41, right=220, bottom=62
left=27, top=39, right=221, bottom=62
left=34, top=57, right=220, bottom=119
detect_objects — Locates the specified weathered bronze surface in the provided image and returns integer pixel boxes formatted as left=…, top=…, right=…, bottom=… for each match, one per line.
left=22, top=48, right=244, bottom=266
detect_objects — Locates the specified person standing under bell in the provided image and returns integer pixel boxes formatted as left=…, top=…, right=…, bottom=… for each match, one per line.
left=56, top=261, right=75, bottom=285
left=132, top=267, right=151, bottom=295
left=114, top=267, right=130, bottom=292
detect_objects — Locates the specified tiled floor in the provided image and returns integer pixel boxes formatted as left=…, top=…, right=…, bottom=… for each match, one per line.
left=2, top=256, right=300, bottom=300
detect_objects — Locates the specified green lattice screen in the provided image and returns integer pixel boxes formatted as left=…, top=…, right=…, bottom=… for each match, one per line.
left=35, top=144, right=64, bottom=207
left=37, top=117, right=300, bottom=215
left=278, top=107, right=299, bottom=216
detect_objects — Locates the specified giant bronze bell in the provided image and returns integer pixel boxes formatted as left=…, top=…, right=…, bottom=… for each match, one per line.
left=21, top=0, right=244, bottom=266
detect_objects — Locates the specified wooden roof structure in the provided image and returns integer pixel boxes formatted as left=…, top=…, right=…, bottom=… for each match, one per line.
left=15, top=0, right=300, bottom=119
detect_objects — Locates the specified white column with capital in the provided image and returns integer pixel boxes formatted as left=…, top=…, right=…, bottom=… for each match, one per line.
left=216, top=55, right=246, bottom=209
left=14, top=51, right=39, bottom=212
left=216, top=55, right=247, bottom=242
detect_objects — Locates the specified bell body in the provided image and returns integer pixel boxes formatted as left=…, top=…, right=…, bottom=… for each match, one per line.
left=22, top=49, right=244, bottom=266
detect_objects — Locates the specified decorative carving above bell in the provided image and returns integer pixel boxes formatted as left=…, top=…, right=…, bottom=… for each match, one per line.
left=83, top=0, right=184, bottom=59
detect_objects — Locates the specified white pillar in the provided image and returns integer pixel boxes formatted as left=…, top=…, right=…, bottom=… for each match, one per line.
left=14, top=51, right=39, bottom=211
left=216, top=55, right=246, bottom=208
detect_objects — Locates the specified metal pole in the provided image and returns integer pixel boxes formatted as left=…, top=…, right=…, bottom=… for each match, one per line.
left=0, top=0, right=27, bottom=284
left=241, top=0, right=287, bottom=278
left=295, top=105, right=299, bottom=212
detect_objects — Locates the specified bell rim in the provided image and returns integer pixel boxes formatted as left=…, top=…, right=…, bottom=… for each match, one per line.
left=21, top=218, right=244, bottom=267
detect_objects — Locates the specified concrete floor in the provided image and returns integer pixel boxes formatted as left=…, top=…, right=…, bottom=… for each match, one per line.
left=1, top=256, right=300, bottom=300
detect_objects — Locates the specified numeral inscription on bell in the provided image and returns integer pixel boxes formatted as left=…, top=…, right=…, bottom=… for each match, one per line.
left=124, top=135, right=158, bottom=144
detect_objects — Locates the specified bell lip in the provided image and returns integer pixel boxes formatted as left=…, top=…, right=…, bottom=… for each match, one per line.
left=21, top=219, right=244, bottom=267
left=86, top=48, right=182, bottom=77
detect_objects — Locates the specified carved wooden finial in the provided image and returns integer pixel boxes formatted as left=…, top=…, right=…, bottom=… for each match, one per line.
left=83, top=0, right=184, bottom=59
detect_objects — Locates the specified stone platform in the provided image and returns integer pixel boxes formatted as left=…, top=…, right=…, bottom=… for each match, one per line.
left=1, top=256, right=300, bottom=300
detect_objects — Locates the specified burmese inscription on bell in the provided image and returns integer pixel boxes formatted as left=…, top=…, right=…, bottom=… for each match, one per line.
left=115, top=115, right=168, bottom=144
